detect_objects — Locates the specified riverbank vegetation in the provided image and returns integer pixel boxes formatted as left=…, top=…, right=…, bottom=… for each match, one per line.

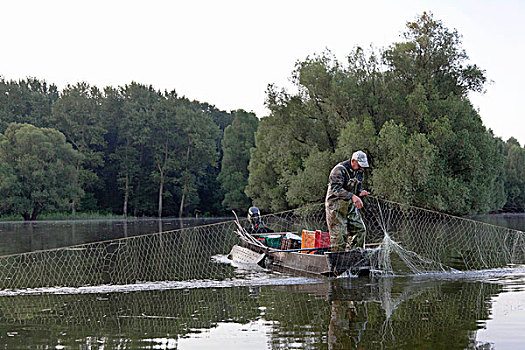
left=0, top=12, right=524, bottom=220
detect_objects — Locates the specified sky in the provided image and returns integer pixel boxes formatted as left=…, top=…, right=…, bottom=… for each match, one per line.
left=1, top=0, right=524, bottom=145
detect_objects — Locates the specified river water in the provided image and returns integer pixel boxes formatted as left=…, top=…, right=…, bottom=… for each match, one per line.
left=0, top=217, right=233, bottom=256
left=0, top=215, right=524, bottom=349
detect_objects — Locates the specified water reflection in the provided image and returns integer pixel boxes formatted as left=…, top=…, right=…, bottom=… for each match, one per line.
left=471, top=213, right=525, bottom=232
left=0, top=274, right=508, bottom=348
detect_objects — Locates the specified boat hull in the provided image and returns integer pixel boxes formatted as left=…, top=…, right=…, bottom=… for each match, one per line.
left=228, top=241, right=371, bottom=277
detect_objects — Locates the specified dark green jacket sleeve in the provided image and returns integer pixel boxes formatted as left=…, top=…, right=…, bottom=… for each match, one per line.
left=327, top=165, right=354, bottom=201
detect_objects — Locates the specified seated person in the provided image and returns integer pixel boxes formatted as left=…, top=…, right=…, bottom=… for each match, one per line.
left=247, top=206, right=271, bottom=234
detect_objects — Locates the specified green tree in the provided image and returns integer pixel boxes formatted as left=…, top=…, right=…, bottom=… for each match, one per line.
left=175, top=106, right=220, bottom=217
left=0, top=78, right=58, bottom=132
left=285, top=116, right=378, bottom=207
left=383, top=11, right=486, bottom=100
left=285, top=149, right=336, bottom=207
left=246, top=116, right=288, bottom=211
left=425, top=97, right=505, bottom=213
left=372, top=121, right=437, bottom=207
left=503, top=138, right=525, bottom=211
left=150, top=92, right=180, bottom=218
left=334, top=116, right=378, bottom=163
left=117, top=83, right=160, bottom=216
left=0, top=123, right=82, bottom=220
left=189, top=101, right=235, bottom=133
left=247, top=46, right=391, bottom=211
left=97, top=86, right=124, bottom=213
left=380, top=12, right=503, bottom=214
left=179, top=100, right=235, bottom=216
left=0, top=76, right=240, bottom=217
left=218, top=110, right=258, bottom=212
left=247, top=12, right=510, bottom=215
left=50, top=82, right=106, bottom=213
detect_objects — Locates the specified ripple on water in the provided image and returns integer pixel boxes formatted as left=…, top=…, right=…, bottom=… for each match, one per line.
left=2, top=260, right=525, bottom=298
left=0, top=257, right=322, bottom=297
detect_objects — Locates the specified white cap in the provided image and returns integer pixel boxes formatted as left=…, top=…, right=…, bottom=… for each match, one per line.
left=351, top=151, right=369, bottom=167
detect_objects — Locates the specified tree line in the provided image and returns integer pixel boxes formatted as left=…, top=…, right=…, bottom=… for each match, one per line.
left=1, top=12, right=524, bottom=220
left=0, top=80, right=259, bottom=219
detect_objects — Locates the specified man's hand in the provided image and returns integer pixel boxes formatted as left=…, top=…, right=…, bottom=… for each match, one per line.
left=359, top=190, right=370, bottom=198
left=352, top=194, right=363, bottom=209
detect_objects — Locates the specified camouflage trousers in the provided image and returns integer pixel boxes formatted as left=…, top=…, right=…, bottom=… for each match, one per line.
left=325, top=200, right=366, bottom=252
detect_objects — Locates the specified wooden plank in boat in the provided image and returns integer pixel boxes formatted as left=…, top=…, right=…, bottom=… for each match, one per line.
left=271, top=251, right=330, bottom=275
left=228, top=245, right=266, bottom=265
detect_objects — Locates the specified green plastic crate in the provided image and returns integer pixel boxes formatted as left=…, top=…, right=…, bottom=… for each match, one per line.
left=265, top=234, right=282, bottom=248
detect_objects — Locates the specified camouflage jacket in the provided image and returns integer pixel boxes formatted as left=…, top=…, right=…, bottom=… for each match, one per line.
left=325, top=160, right=364, bottom=204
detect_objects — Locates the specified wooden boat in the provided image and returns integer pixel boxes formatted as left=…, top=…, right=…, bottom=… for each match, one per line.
left=228, top=232, right=373, bottom=277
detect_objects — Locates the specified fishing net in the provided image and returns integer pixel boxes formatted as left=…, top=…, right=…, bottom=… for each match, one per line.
left=0, top=197, right=523, bottom=290
left=361, top=198, right=525, bottom=275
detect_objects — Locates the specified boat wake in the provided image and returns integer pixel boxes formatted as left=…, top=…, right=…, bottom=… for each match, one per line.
left=0, top=257, right=322, bottom=297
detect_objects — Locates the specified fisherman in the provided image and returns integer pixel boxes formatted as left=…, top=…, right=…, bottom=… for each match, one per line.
left=325, top=151, right=370, bottom=251
left=247, top=206, right=270, bottom=234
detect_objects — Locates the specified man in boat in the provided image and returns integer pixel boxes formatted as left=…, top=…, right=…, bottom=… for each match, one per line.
left=247, top=206, right=270, bottom=234
left=325, top=151, right=370, bottom=252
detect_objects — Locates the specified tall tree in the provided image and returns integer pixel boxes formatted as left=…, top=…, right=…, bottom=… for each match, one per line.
left=383, top=13, right=504, bottom=213
left=503, top=138, right=525, bottom=211
left=0, top=123, right=82, bottom=220
left=118, top=83, right=160, bottom=216
left=247, top=49, right=385, bottom=211
left=150, top=92, right=180, bottom=218
left=50, top=82, right=106, bottom=213
left=246, top=115, right=288, bottom=211
left=179, top=100, right=235, bottom=216
left=247, top=12, right=510, bottom=215
left=383, top=11, right=486, bottom=100
left=218, top=110, right=258, bottom=212
left=175, top=106, right=220, bottom=217
left=97, top=86, right=124, bottom=212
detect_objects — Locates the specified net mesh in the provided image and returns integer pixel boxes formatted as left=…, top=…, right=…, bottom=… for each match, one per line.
left=0, top=197, right=523, bottom=290
left=362, top=198, right=525, bottom=275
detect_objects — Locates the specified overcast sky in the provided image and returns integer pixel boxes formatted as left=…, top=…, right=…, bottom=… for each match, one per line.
left=1, top=0, right=524, bottom=145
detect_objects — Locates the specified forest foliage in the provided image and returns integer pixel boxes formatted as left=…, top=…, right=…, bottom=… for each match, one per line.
left=0, top=81, right=236, bottom=219
left=246, top=12, right=524, bottom=215
left=0, top=12, right=524, bottom=220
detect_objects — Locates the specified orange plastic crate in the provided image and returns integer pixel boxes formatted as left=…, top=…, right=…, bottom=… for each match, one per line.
left=301, top=230, right=331, bottom=253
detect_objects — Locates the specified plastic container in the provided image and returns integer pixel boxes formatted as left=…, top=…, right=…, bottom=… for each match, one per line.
left=280, top=234, right=301, bottom=250
left=301, top=230, right=331, bottom=253
left=265, top=234, right=282, bottom=248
